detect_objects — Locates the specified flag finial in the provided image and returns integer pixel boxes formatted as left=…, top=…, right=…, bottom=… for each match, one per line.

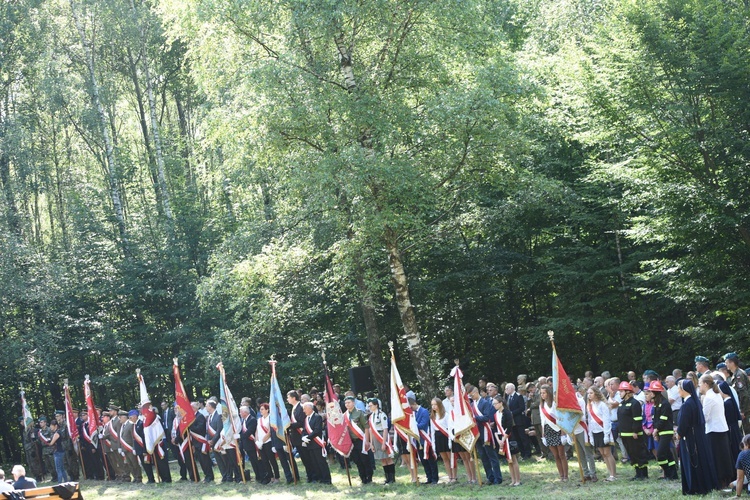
left=173, top=357, right=178, bottom=365
left=321, top=349, right=326, bottom=365
left=136, top=368, right=141, bottom=376
left=63, top=378, right=68, bottom=386
left=388, top=341, right=394, bottom=352
left=547, top=330, right=554, bottom=342
left=19, top=382, right=23, bottom=391
left=85, top=374, right=90, bottom=381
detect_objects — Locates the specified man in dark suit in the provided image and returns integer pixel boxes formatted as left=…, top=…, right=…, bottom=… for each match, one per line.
left=287, top=390, right=314, bottom=483
left=161, top=401, right=175, bottom=462
left=469, top=385, right=502, bottom=484
left=301, top=402, right=331, bottom=484
left=504, top=383, right=531, bottom=459
left=188, top=402, right=213, bottom=482
left=206, top=401, right=229, bottom=481
left=239, top=405, right=267, bottom=483
left=11, top=465, right=37, bottom=490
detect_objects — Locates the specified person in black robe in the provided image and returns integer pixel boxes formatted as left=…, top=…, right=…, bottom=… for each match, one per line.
left=676, top=379, right=718, bottom=495
left=720, top=381, right=743, bottom=481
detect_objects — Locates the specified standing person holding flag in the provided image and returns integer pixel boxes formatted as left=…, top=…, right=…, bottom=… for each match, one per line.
left=136, top=368, right=172, bottom=483
left=173, top=359, right=199, bottom=482
left=548, top=331, right=584, bottom=482
left=450, top=361, right=478, bottom=484
left=20, top=383, right=43, bottom=482
left=62, top=381, right=80, bottom=482
left=323, top=353, right=354, bottom=461
left=82, top=375, right=104, bottom=480
left=268, top=357, right=297, bottom=484
left=389, top=342, right=420, bottom=484
left=216, top=362, right=244, bottom=483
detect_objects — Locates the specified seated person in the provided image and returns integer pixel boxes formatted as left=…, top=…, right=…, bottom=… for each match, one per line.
left=11, top=465, right=37, bottom=490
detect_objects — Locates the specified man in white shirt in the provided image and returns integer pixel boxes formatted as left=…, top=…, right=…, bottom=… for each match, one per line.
left=631, top=382, right=646, bottom=404
left=442, top=385, right=454, bottom=414
left=665, top=375, right=682, bottom=423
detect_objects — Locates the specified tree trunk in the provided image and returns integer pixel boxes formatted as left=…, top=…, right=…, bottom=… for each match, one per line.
left=0, top=96, right=20, bottom=236
left=130, top=0, right=173, bottom=226
left=126, top=46, right=162, bottom=217
left=384, top=225, right=438, bottom=396
left=355, top=270, right=389, bottom=401
left=70, top=0, right=129, bottom=251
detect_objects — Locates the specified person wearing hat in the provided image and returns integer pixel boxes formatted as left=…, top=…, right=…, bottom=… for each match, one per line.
left=725, top=352, right=750, bottom=434
left=367, top=398, right=396, bottom=484
left=343, top=395, right=373, bottom=485
left=55, top=410, right=79, bottom=481
left=695, top=356, right=712, bottom=377
left=37, top=416, right=57, bottom=482
left=20, top=415, right=43, bottom=482
left=617, top=381, right=649, bottom=480
left=120, top=410, right=142, bottom=483
left=646, top=381, right=678, bottom=480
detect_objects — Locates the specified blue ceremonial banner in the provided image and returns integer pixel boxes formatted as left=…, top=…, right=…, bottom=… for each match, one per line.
left=269, top=361, right=291, bottom=440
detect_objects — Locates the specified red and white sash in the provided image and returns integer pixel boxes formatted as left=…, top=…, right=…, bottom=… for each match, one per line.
left=345, top=411, right=369, bottom=454
left=38, top=429, right=51, bottom=445
left=419, top=429, right=436, bottom=460
left=120, top=424, right=135, bottom=456
left=493, top=412, right=512, bottom=463
left=190, top=431, right=210, bottom=454
left=304, top=416, right=327, bottom=457
left=178, top=438, right=189, bottom=462
left=82, top=425, right=97, bottom=448
left=588, top=403, right=604, bottom=427
left=133, top=428, right=145, bottom=450
left=541, top=403, right=561, bottom=432
left=369, top=413, right=393, bottom=455
left=470, top=400, right=493, bottom=442
left=107, top=421, right=120, bottom=443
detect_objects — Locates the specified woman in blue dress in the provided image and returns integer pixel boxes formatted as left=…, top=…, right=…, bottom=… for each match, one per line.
left=676, top=379, right=718, bottom=495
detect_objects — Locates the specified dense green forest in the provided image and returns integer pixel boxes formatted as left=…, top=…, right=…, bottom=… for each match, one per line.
left=1, top=0, right=749, bottom=462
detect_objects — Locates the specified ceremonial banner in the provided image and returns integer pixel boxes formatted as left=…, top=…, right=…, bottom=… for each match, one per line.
left=217, top=362, right=241, bottom=450
left=450, top=363, right=478, bottom=452
left=63, top=381, right=79, bottom=451
left=268, top=360, right=291, bottom=440
left=20, top=388, right=34, bottom=431
left=137, top=368, right=166, bottom=455
left=390, top=351, right=419, bottom=442
left=173, top=359, right=196, bottom=436
left=84, top=375, right=99, bottom=448
left=550, top=332, right=582, bottom=434
left=324, top=361, right=353, bottom=457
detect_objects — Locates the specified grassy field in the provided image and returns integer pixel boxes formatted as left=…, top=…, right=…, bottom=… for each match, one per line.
left=66, top=456, right=733, bottom=499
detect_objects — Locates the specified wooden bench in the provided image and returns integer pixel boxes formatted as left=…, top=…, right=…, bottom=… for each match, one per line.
left=3, top=482, right=82, bottom=499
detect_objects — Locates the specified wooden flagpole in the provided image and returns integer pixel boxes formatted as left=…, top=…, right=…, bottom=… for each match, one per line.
left=472, top=443, right=482, bottom=486
left=188, top=438, right=199, bottom=482
left=344, top=456, right=352, bottom=486
left=285, top=430, right=298, bottom=485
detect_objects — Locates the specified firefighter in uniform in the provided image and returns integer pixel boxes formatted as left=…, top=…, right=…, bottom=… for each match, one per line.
left=646, top=381, right=678, bottom=480
left=617, top=381, right=649, bottom=480
left=724, top=352, right=750, bottom=434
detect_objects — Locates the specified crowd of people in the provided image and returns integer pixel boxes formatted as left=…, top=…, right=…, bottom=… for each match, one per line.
left=11, top=352, right=750, bottom=497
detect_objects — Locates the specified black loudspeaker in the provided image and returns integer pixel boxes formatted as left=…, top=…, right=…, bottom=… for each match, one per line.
left=348, top=366, right=375, bottom=394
